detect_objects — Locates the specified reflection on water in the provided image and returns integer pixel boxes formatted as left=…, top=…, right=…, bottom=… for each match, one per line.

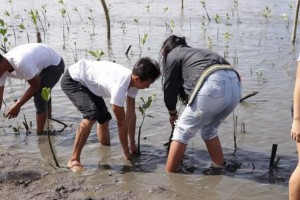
left=0, top=0, right=298, bottom=199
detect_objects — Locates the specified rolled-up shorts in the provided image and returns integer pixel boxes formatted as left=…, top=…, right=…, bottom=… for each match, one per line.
left=172, top=69, right=241, bottom=144
left=34, top=58, right=65, bottom=114
left=60, top=69, right=112, bottom=124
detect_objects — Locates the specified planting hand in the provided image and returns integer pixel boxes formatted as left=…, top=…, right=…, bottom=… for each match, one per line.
left=169, top=114, right=178, bottom=127
left=5, top=102, right=21, bottom=118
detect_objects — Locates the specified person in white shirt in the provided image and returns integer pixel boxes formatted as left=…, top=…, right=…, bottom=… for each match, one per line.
left=61, top=57, right=161, bottom=172
left=0, top=43, right=65, bottom=134
left=290, top=53, right=300, bottom=200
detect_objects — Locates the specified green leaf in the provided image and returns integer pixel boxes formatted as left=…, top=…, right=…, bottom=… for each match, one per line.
left=138, top=106, right=144, bottom=116
left=41, top=87, right=51, bottom=101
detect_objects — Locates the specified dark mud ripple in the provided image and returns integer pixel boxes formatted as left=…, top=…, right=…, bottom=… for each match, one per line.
left=0, top=170, right=42, bottom=182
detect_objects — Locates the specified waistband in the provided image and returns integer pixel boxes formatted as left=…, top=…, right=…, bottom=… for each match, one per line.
left=187, top=64, right=240, bottom=106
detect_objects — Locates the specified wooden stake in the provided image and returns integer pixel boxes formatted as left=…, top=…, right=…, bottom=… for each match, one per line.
left=292, top=0, right=300, bottom=43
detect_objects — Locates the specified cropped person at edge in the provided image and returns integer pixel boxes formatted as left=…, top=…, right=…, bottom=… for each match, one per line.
left=0, top=43, right=65, bottom=135
left=61, top=57, right=161, bottom=172
left=290, top=53, right=300, bottom=200
left=159, top=35, right=242, bottom=172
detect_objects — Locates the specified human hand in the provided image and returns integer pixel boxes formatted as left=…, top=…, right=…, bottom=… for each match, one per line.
left=5, top=103, right=21, bottom=119
left=291, top=120, right=300, bottom=142
left=169, top=115, right=178, bottom=128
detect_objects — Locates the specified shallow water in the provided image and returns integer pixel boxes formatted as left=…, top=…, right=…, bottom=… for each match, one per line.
left=0, top=0, right=299, bottom=199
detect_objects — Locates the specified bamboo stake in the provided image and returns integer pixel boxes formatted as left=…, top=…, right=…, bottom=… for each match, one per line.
left=292, top=0, right=300, bottom=43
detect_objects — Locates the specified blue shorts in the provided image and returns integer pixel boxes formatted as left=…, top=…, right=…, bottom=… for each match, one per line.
left=172, top=69, right=241, bottom=144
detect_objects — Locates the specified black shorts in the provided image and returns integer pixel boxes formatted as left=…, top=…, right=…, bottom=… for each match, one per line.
left=34, top=58, right=65, bottom=114
left=60, top=69, right=112, bottom=124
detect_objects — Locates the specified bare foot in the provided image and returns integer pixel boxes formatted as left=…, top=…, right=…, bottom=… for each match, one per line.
left=67, top=160, right=84, bottom=173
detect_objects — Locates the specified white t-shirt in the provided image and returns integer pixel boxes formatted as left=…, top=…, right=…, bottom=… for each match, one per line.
left=68, top=59, right=138, bottom=107
left=1, top=43, right=61, bottom=86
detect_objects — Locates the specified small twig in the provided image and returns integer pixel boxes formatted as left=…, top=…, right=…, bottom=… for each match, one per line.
left=240, top=91, right=259, bottom=102
left=125, top=45, right=132, bottom=55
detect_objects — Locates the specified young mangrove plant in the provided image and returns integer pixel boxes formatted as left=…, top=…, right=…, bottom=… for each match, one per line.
left=18, top=19, right=30, bottom=43
left=214, top=14, right=221, bottom=41
left=41, top=87, right=60, bottom=168
left=89, top=48, right=104, bottom=61
left=139, top=33, right=148, bottom=58
left=0, top=19, right=9, bottom=53
left=137, top=93, right=156, bottom=155
left=87, top=8, right=96, bottom=36
left=223, top=30, right=232, bottom=58
left=73, top=7, right=83, bottom=21
left=262, top=6, right=272, bottom=23
left=27, top=9, right=42, bottom=43
left=201, top=0, right=211, bottom=22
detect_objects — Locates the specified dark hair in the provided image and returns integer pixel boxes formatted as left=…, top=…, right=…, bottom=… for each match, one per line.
left=159, top=35, right=187, bottom=65
left=132, top=57, right=161, bottom=81
left=0, top=54, right=4, bottom=61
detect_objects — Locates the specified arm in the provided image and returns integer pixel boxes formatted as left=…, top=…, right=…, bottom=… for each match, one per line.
left=126, top=96, right=137, bottom=154
left=112, top=104, right=131, bottom=160
left=5, top=75, right=40, bottom=119
left=292, top=61, right=300, bottom=142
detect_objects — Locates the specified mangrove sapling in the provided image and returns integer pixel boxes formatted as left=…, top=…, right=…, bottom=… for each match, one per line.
left=139, top=33, right=148, bottom=58
left=214, top=14, right=221, bottom=43
left=27, top=9, right=42, bottom=43
left=0, top=19, right=10, bottom=53
left=87, top=8, right=96, bottom=36
left=262, top=6, right=272, bottom=23
left=137, top=93, right=156, bottom=155
left=232, top=0, right=240, bottom=24
left=18, top=21, right=30, bottom=43
left=223, top=30, right=232, bottom=58
left=58, top=0, right=71, bottom=24
left=201, top=0, right=211, bottom=22
left=89, top=48, right=104, bottom=61
left=73, top=7, right=83, bottom=21
left=3, top=10, right=16, bottom=46
left=41, top=87, right=60, bottom=168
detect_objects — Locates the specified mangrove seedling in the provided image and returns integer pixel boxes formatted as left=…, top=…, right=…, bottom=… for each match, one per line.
left=137, top=93, right=156, bottom=155
left=27, top=9, right=42, bottom=43
left=214, top=14, right=221, bottom=42
left=201, top=0, right=211, bottom=22
left=262, top=6, right=272, bottom=23
left=139, top=33, right=148, bottom=58
left=0, top=19, right=9, bottom=53
left=89, top=49, right=104, bottom=61
left=41, top=87, right=60, bottom=168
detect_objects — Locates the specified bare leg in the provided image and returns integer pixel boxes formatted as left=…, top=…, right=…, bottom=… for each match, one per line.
left=289, top=143, right=300, bottom=200
left=166, top=141, right=187, bottom=172
left=67, top=118, right=95, bottom=172
left=96, top=120, right=110, bottom=145
left=204, top=136, right=224, bottom=166
left=36, top=108, right=52, bottom=134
